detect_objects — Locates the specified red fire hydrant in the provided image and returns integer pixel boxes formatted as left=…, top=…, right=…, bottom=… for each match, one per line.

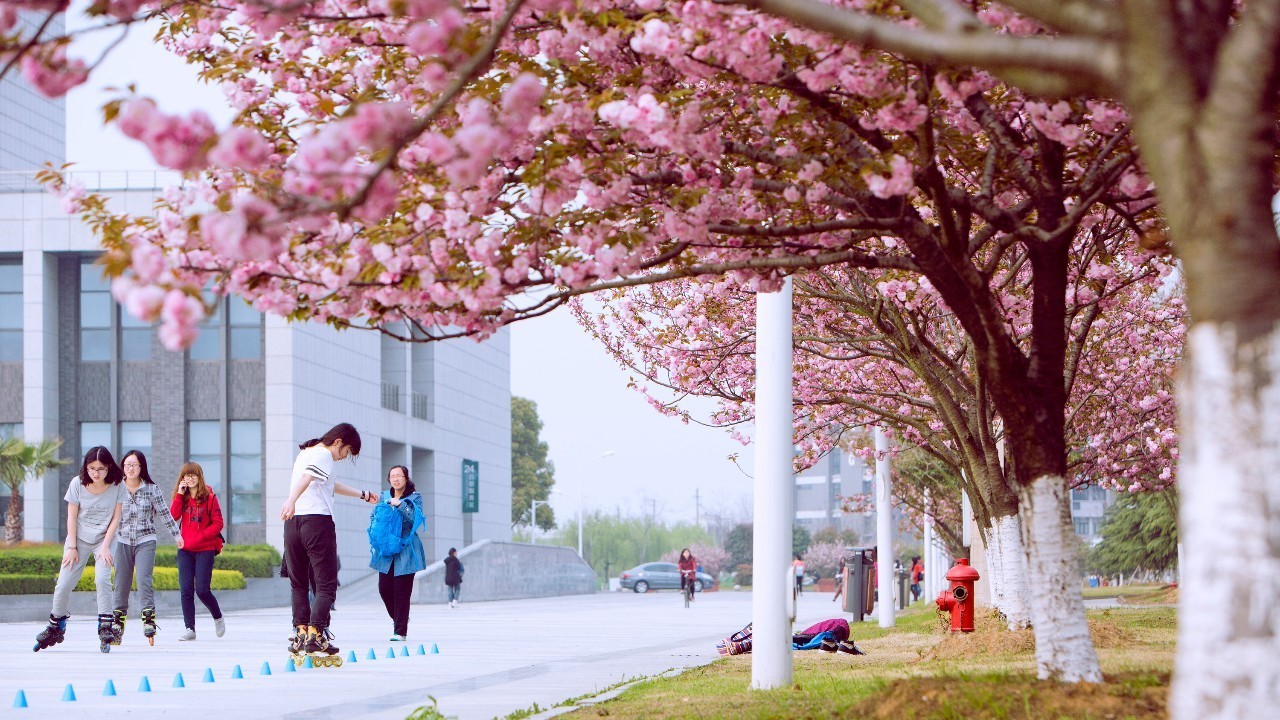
left=935, top=558, right=980, bottom=632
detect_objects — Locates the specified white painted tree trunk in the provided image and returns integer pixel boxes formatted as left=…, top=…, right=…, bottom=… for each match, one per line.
left=983, top=514, right=1031, bottom=630
left=1171, top=324, right=1280, bottom=719
left=1018, top=474, right=1102, bottom=682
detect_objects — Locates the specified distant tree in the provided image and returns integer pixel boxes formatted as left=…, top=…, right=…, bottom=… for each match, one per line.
left=0, top=437, right=67, bottom=544
left=1088, top=489, right=1179, bottom=578
left=803, top=542, right=844, bottom=580
left=661, top=543, right=731, bottom=578
left=793, top=525, right=812, bottom=559
left=725, top=523, right=753, bottom=568
left=511, top=397, right=555, bottom=530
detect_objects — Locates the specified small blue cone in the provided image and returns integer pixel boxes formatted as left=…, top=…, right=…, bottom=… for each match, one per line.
left=345, top=650, right=357, bottom=663
left=285, top=660, right=296, bottom=673
left=13, top=690, right=28, bottom=709
left=366, top=648, right=376, bottom=660
left=416, top=644, right=426, bottom=655
left=61, top=684, right=76, bottom=702
left=302, top=656, right=314, bottom=669
left=231, top=665, right=243, bottom=679
left=399, top=646, right=409, bottom=657
left=103, top=680, right=117, bottom=697
left=385, top=647, right=395, bottom=659
left=259, top=662, right=272, bottom=676
left=431, top=643, right=440, bottom=654
left=202, top=668, right=215, bottom=683
left=173, top=673, right=185, bottom=688
left=138, top=677, right=152, bottom=693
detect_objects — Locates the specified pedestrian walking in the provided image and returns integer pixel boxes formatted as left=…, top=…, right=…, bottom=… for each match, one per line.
left=369, top=465, right=426, bottom=641
left=832, top=556, right=846, bottom=602
left=444, top=548, right=464, bottom=607
left=112, top=450, right=183, bottom=645
left=170, top=461, right=226, bottom=641
left=793, top=554, right=806, bottom=597
left=33, top=446, right=124, bottom=653
left=281, top=423, right=376, bottom=664
left=910, top=556, right=924, bottom=602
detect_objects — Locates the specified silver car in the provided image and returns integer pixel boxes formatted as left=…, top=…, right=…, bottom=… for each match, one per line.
left=619, top=562, right=714, bottom=593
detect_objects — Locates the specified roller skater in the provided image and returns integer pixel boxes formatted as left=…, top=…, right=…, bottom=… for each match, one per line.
left=287, top=624, right=308, bottom=665
left=109, top=609, right=126, bottom=645
left=33, top=614, right=68, bottom=652
left=114, top=450, right=183, bottom=647
left=280, top=424, right=374, bottom=669
left=30, top=446, right=124, bottom=652
left=141, top=607, right=159, bottom=646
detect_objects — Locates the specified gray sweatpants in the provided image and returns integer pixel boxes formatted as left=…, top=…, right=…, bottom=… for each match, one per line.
left=112, top=540, right=157, bottom=613
left=50, top=538, right=114, bottom=618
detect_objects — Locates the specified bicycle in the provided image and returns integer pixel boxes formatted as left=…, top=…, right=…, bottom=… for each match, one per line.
left=681, top=571, right=697, bottom=608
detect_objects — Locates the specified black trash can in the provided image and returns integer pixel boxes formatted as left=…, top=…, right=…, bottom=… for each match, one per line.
left=841, top=547, right=877, bottom=621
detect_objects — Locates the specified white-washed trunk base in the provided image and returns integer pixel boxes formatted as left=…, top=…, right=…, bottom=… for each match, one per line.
left=1172, top=324, right=1280, bottom=720
left=984, top=514, right=1031, bottom=630
left=1018, top=474, right=1102, bottom=682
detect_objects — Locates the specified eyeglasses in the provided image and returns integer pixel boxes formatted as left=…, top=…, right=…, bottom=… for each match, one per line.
left=123, top=462, right=141, bottom=468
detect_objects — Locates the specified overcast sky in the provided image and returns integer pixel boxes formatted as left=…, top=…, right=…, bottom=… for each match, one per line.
left=64, top=16, right=756, bottom=527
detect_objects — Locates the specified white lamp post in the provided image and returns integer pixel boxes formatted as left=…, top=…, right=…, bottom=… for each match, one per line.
left=875, top=426, right=895, bottom=628
left=531, top=498, right=551, bottom=543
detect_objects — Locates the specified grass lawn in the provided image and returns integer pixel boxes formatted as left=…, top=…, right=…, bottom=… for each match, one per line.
left=571, top=603, right=1175, bottom=720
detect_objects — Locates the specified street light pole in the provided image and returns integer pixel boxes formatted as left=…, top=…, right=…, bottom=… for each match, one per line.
left=531, top=498, right=551, bottom=544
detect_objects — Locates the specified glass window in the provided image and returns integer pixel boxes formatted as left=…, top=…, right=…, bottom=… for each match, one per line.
left=188, top=420, right=223, bottom=496
left=119, top=422, right=152, bottom=460
left=80, top=261, right=112, bottom=362
left=80, top=422, right=111, bottom=457
left=228, top=298, right=262, bottom=360
left=229, top=420, right=263, bottom=523
left=0, top=264, right=21, bottom=362
left=0, top=423, right=22, bottom=440
left=119, top=299, right=152, bottom=361
left=188, top=292, right=223, bottom=360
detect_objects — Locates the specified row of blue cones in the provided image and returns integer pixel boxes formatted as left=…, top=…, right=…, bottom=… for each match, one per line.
left=12, top=642, right=440, bottom=707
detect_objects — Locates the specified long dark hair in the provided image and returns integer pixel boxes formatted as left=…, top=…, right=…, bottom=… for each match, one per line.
left=300, top=423, right=361, bottom=456
left=387, top=465, right=416, bottom=498
left=121, top=450, right=155, bottom=485
left=79, top=446, right=123, bottom=486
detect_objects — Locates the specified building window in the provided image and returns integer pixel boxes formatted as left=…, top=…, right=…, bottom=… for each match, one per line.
left=0, top=263, right=20, bottom=362
left=188, top=420, right=223, bottom=496
left=188, top=292, right=223, bottom=361
left=119, top=421, right=152, bottom=460
left=119, top=303, right=153, bottom=361
left=228, top=298, right=262, bottom=360
left=80, top=422, right=111, bottom=456
left=0, top=423, right=21, bottom=440
left=80, top=263, right=112, bottom=362
left=229, top=420, right=262, bottom=523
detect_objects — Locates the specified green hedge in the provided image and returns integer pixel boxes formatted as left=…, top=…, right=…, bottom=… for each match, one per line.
left=0, top=566, right=246, bottom=595
left=0, top=543, right=281, bottom=578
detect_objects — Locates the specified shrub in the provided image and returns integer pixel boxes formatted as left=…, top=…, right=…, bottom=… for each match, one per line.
left=0, top=567, right=246, bottom=594
left=0, top=543, right=278, bottom=579
left=734, top=564, right=752, bottom=587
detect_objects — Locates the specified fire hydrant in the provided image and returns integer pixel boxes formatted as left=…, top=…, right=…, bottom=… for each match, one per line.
left=935, top=558, right=980, bottom=632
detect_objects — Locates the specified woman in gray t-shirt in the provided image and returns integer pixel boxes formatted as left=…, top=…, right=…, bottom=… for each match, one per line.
left=33, top=446, right=124, bottom=653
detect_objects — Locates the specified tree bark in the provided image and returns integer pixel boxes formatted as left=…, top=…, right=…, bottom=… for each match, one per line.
left=1018, top=474, right=1102, bottom=682
left=3, top=491, right=21, bottom=545
left=983, top=512, right=1032, bottom=630
left=1171, top=322, right=1280, bottom=719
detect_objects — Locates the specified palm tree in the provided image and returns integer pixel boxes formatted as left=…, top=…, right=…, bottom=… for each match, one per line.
left=1, top=437, right=67, bottom=544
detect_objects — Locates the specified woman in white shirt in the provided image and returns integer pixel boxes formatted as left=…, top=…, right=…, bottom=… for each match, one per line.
left=280, top=423, right=376, bottom=664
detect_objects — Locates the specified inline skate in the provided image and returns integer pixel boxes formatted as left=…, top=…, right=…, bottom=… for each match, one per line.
left=287, top=624, right=308, bottom=665
left=142, top=607, right=159, bottom=646
left=33, top=614, right=69, bottom=652
left=303, top=626, right=343, bottom=667
left=97, top=613, right=116, bottom=653
left=110, top=609, right=126, bottom=645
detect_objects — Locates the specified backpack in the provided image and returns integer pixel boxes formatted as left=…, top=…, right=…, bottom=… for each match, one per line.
left=368, top=502, right=410, bottom=557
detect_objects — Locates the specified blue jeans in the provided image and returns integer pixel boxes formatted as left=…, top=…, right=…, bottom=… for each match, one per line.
left=447, top=584, right=461, bottom=603
left=176, top=549, right=222, bottom=630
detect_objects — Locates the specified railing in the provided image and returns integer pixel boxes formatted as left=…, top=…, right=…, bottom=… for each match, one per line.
left=0, top=170, right=182, bottom=194
left=381, top=382, right=401, bottom=412
left=411, top=391, right=430, bottom=421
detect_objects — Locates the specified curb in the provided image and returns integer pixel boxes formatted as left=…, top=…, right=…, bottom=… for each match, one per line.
left=524, top=667, right=690, bottom=719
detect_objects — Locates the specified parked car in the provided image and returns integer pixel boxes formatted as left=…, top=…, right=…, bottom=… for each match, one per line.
left=618, top=562, right=715, bottom=593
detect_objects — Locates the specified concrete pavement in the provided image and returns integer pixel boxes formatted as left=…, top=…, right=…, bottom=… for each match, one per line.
left=0, top=589, right=844, bottom=719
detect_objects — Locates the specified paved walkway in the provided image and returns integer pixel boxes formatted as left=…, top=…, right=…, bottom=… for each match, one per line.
left=0, top=589, right=843, bottom=719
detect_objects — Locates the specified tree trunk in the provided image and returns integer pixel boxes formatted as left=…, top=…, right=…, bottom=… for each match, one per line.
left=983, top=513, right=1031, bottom=630
left=3, top=491, right=21, bottom=544
left=1017, top=474, right=1102, bottom=682
left=1171, top=322, right=1280, bottom=719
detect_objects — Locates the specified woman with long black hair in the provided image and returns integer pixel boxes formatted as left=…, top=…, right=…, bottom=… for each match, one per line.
left=112, top=450, right=183, bottom=645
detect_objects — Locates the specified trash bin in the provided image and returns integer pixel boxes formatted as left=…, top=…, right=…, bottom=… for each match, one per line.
left=898, top=568, right=910, bottom=610
left=841, top=547, right=877, bottom=621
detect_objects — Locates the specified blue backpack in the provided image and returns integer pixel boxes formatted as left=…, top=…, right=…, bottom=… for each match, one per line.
left=368, top=502, right=411, bottom=557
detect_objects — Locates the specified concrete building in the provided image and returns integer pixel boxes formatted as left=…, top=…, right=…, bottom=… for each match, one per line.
left=793, top=449, right=875, bottom=544
left=1, top=97, right=512, bottom=584
left=1070, top=484, right=1114, bottom=544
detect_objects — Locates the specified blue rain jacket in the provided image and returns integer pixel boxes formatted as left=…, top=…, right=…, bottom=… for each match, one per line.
left=368, top=490, right=426, bottom=576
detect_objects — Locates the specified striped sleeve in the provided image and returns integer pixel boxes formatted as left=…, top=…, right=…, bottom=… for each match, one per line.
left=303, top=463, right=330, bottom=482
left=153, top=485, right=182, bottom=538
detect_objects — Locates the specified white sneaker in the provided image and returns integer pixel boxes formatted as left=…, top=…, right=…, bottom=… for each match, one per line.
left=214, top=617, right=226, bottom=638
left=178, top=628, right=196, bottom=641
left=390, top=634, right=405, bottom=642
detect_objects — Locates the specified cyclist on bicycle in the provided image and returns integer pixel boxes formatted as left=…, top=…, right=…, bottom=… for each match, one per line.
left=677, top=548, right=699, bottom=602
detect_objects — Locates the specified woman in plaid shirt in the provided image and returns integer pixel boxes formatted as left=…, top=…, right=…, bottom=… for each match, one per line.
left=110, top=450, right=183, bottom=645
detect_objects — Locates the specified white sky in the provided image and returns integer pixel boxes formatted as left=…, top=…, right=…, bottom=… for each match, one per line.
left=63, top=15, right=756, bottom=527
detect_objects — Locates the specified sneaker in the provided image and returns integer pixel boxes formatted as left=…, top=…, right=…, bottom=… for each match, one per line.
left=214, top=617, right=226, bottom=638
left=836, top=640, right=865, bottom=655
left=178, top=628, right=196, bottom=641
left=389, top=634, right=405, bottom=642
left=819, top=638, right=839, bottom=652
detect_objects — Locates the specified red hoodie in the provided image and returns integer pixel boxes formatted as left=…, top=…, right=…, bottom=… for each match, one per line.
left=170, top=491, right=225, bottom=553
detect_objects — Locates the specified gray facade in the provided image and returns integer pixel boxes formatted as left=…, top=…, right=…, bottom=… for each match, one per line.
left=793, top=449, right=875, bottom=543
left=0, top=14, right=64, bottom=178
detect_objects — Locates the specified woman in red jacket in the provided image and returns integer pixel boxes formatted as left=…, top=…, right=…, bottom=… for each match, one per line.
left=169, top=461, right=225, bottom=641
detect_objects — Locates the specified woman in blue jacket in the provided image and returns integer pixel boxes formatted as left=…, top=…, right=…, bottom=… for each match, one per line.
left=369, top=465, right=425, bottom=641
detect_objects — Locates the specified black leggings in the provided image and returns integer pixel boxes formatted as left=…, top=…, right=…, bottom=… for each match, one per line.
left=378, top=560, right=416, bottom=636
left=284, top=515, right=339, bottom=629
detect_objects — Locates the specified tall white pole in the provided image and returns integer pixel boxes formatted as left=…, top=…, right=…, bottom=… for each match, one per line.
left=923, top=487, right=935, bottom=603
left=875, top=426, right=895, bottom=627
left=751, top=278, right=793, bottom=690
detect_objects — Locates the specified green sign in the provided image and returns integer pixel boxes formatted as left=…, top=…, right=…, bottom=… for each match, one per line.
left=462, top=460, right=479, bottom=513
